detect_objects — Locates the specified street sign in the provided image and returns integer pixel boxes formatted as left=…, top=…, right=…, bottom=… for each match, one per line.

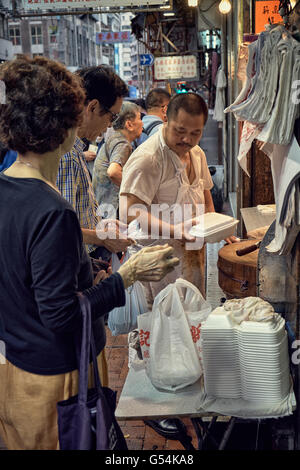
left=154, top=55, right=197, bottom=80
left=96, top=31, right=131, bottom=44
left=139, top=54, right=154, bottom=67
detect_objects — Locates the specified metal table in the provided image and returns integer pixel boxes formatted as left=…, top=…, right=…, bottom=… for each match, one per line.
left=115, top=364, right=257, bottom=450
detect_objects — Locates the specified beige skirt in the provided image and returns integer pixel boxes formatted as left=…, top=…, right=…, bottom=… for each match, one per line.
left=0, top=350, right=108, bottom=450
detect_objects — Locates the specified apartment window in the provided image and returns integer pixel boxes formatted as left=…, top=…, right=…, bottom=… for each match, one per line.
left=31, top=25, right=43, bottom=45
left=49, top=25, right=58, bottom=44
left=9, top=27, right=21, bottom=45
left=0, top=17, right=4, bottom=38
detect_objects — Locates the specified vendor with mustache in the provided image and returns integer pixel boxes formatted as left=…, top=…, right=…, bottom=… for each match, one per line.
left=119, top=92, right=236, bottom=303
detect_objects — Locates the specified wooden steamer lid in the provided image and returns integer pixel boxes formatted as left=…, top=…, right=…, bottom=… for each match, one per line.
left=218, top=240, right=259, bottom=299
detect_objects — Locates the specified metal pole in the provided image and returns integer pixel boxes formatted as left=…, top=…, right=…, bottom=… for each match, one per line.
left=73, top=14, right=79, bottom=66
left=13, top=7, right=173, bottom=18
left=218, top=417, right=237, bottom=450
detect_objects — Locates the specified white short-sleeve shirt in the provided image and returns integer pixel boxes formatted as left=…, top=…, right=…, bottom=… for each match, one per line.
left=120, top=126, right=213, bottom=207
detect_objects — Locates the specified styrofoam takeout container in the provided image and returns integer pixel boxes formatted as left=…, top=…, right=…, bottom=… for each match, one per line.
left=189, top=213, right=239, bottom=243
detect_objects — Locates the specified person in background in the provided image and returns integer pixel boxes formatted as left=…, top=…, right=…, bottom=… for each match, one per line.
left=0, top=55, right=179, bottom=450
left=138, top=88, right=171, bottom=145
left=57, top=65, right=132, bottom=263
left=92, top=101, right=143, bottom=220
left=56, top=66, right=133, bottom=388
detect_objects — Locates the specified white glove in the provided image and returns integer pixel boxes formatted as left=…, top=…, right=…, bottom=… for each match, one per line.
left=118, top=244, right=180, bottom=288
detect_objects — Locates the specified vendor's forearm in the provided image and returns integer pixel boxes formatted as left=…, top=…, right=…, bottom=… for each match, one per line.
left=81, top=228, right=105, bottom=246
left=128, top=210, right=175, bottom=238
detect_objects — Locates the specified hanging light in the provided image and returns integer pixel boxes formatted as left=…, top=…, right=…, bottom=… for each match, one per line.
left=188, top=0, right=198, bottom=7
left=219, top=0, right=232, bottom=14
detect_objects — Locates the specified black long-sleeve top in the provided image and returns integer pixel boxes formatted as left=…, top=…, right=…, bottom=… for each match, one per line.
left=0, top=174, right=125, bottom=375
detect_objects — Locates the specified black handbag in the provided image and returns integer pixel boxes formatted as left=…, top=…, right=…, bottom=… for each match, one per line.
left=57, top=293, right=128, bottom=450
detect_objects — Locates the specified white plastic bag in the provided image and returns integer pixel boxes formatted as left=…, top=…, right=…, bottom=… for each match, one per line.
left=174, top=279, right=211, bottom=367
left=107, top=253, right=149, bottom=336
left=137, top=311, right=152, bottom=370
left=148, top=279, right=211, bottom=392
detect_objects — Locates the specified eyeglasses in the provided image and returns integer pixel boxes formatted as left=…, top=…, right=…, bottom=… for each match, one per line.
left=102, top=106, right=119, bottom=123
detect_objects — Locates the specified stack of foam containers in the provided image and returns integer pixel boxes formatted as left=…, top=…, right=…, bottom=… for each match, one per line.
left=201, top=308, right=290, bottom=403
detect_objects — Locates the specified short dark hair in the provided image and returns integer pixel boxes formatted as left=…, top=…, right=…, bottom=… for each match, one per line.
left=145, top=88, right=171, bottom=111
left=0, top=55, right=85, bottom=155
left=167, top=92, right=208, bottom=124
left=76, top=65, right=128, bottom=110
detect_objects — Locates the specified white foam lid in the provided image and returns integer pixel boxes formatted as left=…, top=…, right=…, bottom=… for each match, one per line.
left=189, top=213, right=239, bottom=237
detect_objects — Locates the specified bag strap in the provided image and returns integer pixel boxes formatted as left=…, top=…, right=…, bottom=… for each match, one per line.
left=105, top=139, right=125, bottom=163
left=144, top=120, right=162, bottom=136
left=77, top=293, right=102, bottom=405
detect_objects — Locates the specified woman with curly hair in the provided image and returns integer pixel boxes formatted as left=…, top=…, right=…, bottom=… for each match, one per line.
left=0, top=56, right=179, bottom=450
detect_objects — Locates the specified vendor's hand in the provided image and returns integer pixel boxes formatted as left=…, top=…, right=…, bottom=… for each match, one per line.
left=225, top=235, right=240, bottom=244
left=173, top=219, right=198, bottom=245
left=103, top=238, right=133, bottom=253
left=83, top=150, right=97, bottom=162
left=118, top=244, right=180, bottom=288
left=96, top=218, right=134, bottom=253
left=93, top=266, right=112, bottom=285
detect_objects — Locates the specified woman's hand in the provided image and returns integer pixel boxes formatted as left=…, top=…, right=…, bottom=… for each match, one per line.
left=118, top=244, right=180, bottom=289
left=93, top=266, right=112, bottom=285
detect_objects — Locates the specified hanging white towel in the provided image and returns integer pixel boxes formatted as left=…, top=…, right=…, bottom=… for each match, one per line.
left=213, top=67, right=227, bottom=122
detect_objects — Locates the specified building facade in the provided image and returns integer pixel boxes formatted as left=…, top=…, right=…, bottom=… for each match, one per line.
left=118, top=12, right=133, bottom=84
left=0, top=0, right=13, bottom=63
left=8, top=13, right=100, bottom=67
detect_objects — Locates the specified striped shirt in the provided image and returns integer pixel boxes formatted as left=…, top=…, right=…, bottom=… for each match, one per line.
left=57, top=136, right=99, bottom=252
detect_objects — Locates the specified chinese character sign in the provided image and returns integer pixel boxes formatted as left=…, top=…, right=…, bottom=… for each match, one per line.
left=255, top=1, right=282, bottom=34
left=23, top=0, right=170, bottom=9
left=154, top=56, right=197, bottom=80
left=96, top=31, right=131, bottom=44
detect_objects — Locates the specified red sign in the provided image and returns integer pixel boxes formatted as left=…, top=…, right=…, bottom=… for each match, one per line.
left=255, top=1, right=282, bottom=34
left=96, top=31, right=131, bottom=44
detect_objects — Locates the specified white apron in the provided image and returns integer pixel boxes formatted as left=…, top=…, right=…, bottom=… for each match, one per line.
left=129, top=150, right=207, bottom=306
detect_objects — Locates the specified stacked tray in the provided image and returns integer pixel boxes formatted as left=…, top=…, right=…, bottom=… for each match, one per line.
left=201, top=308, right=290, bottom=403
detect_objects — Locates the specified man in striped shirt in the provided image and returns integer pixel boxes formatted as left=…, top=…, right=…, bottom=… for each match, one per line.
left=57, top=66, right=131, bottom=260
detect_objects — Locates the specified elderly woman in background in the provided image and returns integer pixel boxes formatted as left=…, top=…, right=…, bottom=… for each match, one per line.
left=92, top=101, right=143, bottom=219
left=0, top=56, right=179, bottom=450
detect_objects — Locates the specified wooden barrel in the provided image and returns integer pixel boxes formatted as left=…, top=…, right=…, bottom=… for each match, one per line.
left=217, top=240, right=259, bottom=299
